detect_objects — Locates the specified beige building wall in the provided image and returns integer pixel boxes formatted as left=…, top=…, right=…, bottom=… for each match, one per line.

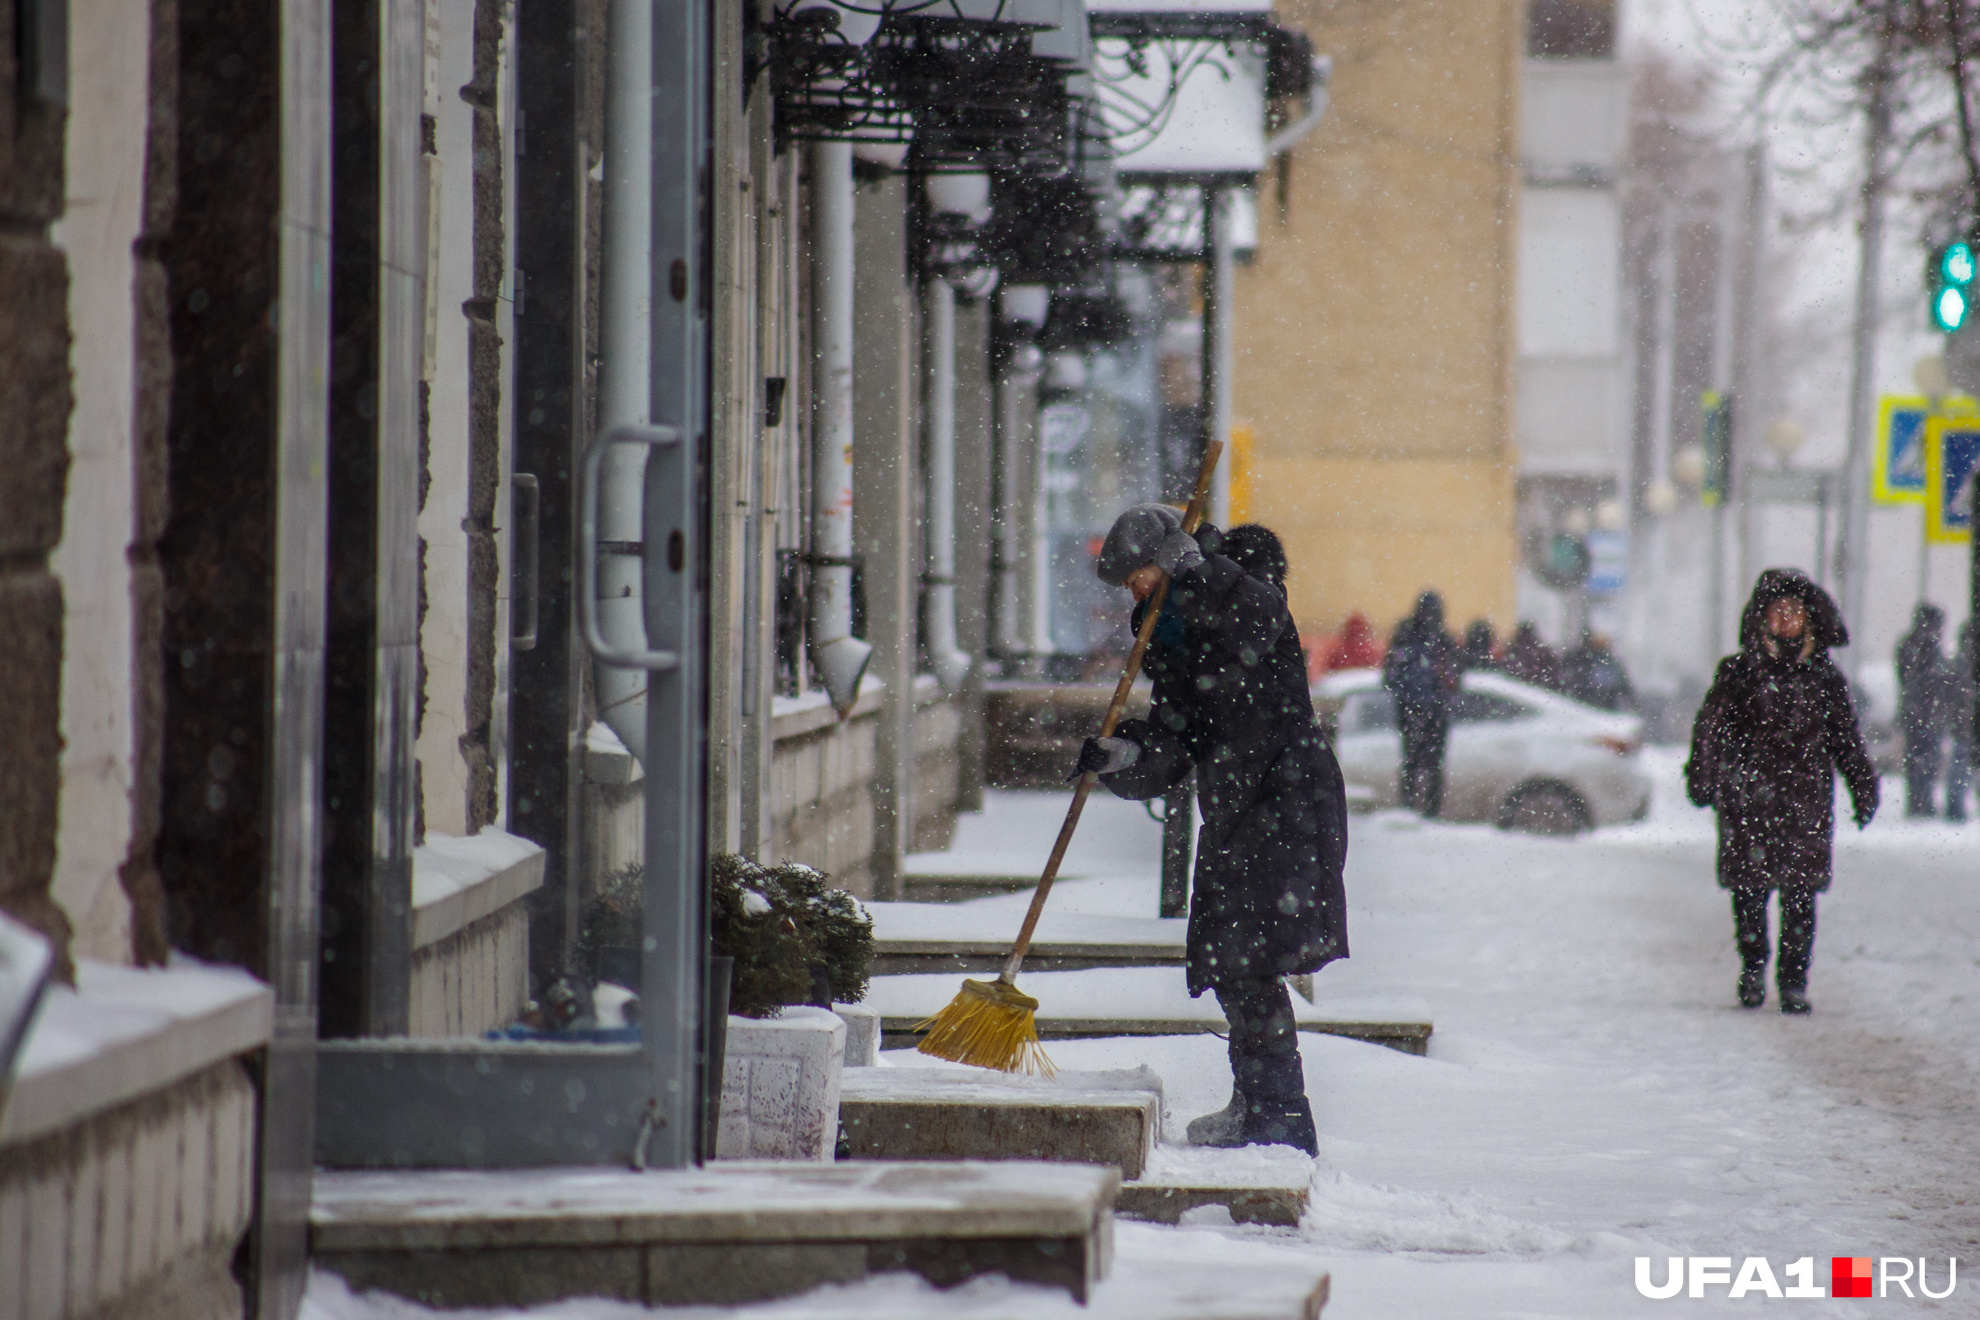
left=1234, top=0, right=1525, bottom=639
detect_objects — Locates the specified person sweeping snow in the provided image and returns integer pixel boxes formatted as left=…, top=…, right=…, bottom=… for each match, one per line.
left=1074, top=507, right=1349, bottom=1154
left=1685, top=568, right=1878, bottom=1015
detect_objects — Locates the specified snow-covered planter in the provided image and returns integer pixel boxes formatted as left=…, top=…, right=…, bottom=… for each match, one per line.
left=717, top=1005, right=846, bottom=1160
left=833, top=1001, right=880, bottom=1066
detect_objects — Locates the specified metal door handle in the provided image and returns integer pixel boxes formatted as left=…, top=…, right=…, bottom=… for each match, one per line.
left=580, top=424, right=683, bottom=670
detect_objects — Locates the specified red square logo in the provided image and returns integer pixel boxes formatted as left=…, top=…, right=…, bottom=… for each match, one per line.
left=1833, top=1257, right=1874, bottom=1298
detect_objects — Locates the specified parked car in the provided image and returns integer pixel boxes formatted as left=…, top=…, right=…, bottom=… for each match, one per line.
left=1313, top=668, right=1652, bottom=834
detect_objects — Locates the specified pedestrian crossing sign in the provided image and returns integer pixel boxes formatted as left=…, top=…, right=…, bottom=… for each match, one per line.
left=1924, top=414, right=1980, bottom=543
left=1875, top=397, right=1930, bottom=504
left=1877, top=394, right=1980, bottom=505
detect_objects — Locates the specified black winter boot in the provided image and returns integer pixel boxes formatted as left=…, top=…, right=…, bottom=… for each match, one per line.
left=1186, top=1089, right=1247, bottom=1147
left=1738, top=964, right=1765, bottom=1009
left=1241, top=1096, right=1318, bottom=1155
left=1234, top=1056, right=1318, bottom=1156
left=1779, top=986, right=1811, bottom=1015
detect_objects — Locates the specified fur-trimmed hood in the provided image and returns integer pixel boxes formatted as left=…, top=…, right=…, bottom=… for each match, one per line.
left=1738, top=568, right=1848, bottom=655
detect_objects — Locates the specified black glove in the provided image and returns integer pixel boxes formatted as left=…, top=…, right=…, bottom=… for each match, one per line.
left=1151, top=529, right=1203, bottom=579
left=1854, top=788, right=1878, bottom=830
left=1069, top=735, right=1140, bottom=780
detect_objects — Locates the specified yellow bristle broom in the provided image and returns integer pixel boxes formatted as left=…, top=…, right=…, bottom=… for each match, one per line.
left=915, top=442, right=1224, bottom=1075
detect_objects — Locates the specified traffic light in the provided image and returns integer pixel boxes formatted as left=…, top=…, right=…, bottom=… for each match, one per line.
left=1931, top=240, right=1976, bottom=332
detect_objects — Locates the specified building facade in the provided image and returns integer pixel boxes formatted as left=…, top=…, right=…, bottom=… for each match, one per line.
left=1232, top=0, right=1526, bottom=641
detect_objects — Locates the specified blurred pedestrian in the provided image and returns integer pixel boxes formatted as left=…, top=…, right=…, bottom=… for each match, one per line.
left=1896, top=604, right=1951, bottom=818
left=1461, top=619, right=1498, bottom=671
left=1502, top=620, right=1562, bottom=691
left=1685, top=569, right=1878, bottom=1015
left=1949, top=620, right=1975, bottom=823
left=1560, top=632, right=1636, bottom=711
left=1334, top=611, right=1384, bottom=670
left=1080, top=505, right=1348, bottom=1154
left=1383, top=592, right=1460, bottom=817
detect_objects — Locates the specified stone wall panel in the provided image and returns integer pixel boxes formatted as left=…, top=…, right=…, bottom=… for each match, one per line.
left=0, top=571, right=72, bottom=975
left=0, top=241, right=72, bottom=558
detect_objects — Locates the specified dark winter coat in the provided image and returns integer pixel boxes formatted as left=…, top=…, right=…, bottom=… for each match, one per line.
left=1100, top=553, right=1350, bottom=994
left=1685, top=570, right=1879, bottom=892
left=1383, top=593, right=1460, bottom=727
left=1956, top=623, right=1977, bottom=751
left=1896, top=606, right=1951, bottom=743
left=1502, top=623, right=1562, bottom=691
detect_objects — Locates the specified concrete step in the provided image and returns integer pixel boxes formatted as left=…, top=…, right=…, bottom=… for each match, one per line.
left=839, top=1066, right=1161, bottom=1179
left=310, top=1160, right=1118, bottom=1308
left=900, top=873, right=1043, bottom=903
left=1115, top=1147, right=1315, bottom=1228
left=1114, top=1180, right=1308, bottom=1227
left=867, top=967, right=1433, bottom=1056
left=880, top=1014, right=1431, bottom=1056
left=874, top=934, right=1185, bottom=976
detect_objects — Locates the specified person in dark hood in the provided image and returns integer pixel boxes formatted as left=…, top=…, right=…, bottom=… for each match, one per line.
left=1208, top=523, right=1289, bottom=590
left=1383, top=591, right=1460, bottom=816
left=1461, top=619, right=1498, bottom=671
left=1685, top=569, right=1878, bottom=1014
left=1560, top=631, right=1637, bottom=712
left=1896, top=603, right=1951, bottom=817
left=1076, top=505, right=1349, bottom=1155
left=1502, top=620, right=1562, bottom=692
left=1950, top=620, right=1976, bottom=823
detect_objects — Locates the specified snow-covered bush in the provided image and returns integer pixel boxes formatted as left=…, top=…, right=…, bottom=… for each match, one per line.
left=711, top=854, right=873, bottom=1018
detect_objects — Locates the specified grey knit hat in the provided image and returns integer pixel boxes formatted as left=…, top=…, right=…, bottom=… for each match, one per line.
left=1095, top=503, right=1202, bottom=586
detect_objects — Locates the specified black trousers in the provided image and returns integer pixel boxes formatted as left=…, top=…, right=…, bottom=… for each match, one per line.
left=1398, top=711, right=1449, bottom=818
left=1732, top=885, right=1817, bottom=990
left=1904, top=730, right=1942, bottom=817
left=1213, top=977, right=1305, bottom=1103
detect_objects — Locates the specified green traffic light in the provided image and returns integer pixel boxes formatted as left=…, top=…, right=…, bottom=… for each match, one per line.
left=1937, top=284, right=1970, bottom=332
left=1947, top=242, right=1978, bottom=286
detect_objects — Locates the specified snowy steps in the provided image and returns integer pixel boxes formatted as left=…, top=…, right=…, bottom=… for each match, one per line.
left=309, top=1162, right=1118, bottom=1307
left=864, top=962, right=1433, bottom=1057
left=872, top=931, right=1186, bottom=974
left=838, top=1066, right=1162, bottom=1178
left=835, top=1068, right=1313, bottom=1230
left=877, top=1014, right=1431, bottom=1056
left=309, top=1161, right=1332, bottom=1316
left=1114, top=1175, right=1309, bottom=1228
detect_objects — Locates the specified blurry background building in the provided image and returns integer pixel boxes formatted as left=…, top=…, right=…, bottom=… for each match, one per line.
left=1231, top=0, right=1527, bottom=643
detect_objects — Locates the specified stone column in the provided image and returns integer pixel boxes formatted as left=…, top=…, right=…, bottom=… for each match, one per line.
left=953, top=294, right=993, bottom=812
left=852, top=171, right=916, bottom=900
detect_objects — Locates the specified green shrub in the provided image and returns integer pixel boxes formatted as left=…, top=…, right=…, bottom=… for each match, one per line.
left=576, top=855, right=874, bottom=1019
left=710, top=854, right=874, bottom=1018
left=710, top=854, right=815, bottom=1017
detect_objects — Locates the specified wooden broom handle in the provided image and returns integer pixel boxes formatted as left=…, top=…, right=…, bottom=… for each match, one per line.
left=999, top=442, right=1223, bottom=984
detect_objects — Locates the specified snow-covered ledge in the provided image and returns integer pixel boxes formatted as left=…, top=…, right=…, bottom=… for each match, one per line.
left=770, top=673, right=885, bottom=742
left=410, top=829, right=544, bottom=1038
left=0, top=958, right=271, bottom=1148
left=412, top=829, right=545, bottom=951
left=0, top=960, right=268, bottom=1318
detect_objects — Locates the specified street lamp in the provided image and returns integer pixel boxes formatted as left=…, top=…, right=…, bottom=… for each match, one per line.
left=1765, top=417, right=1806, bottom=468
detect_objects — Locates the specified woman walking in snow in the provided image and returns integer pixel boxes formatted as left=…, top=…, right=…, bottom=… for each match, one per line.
left=1074, top=509, right=1349, bottom=1154
left=1685, top=569, right=1878, bottom=1014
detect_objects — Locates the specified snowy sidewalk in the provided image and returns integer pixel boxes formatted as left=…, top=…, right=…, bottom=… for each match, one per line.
left=308, top=753, right=1980, bottom=1316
